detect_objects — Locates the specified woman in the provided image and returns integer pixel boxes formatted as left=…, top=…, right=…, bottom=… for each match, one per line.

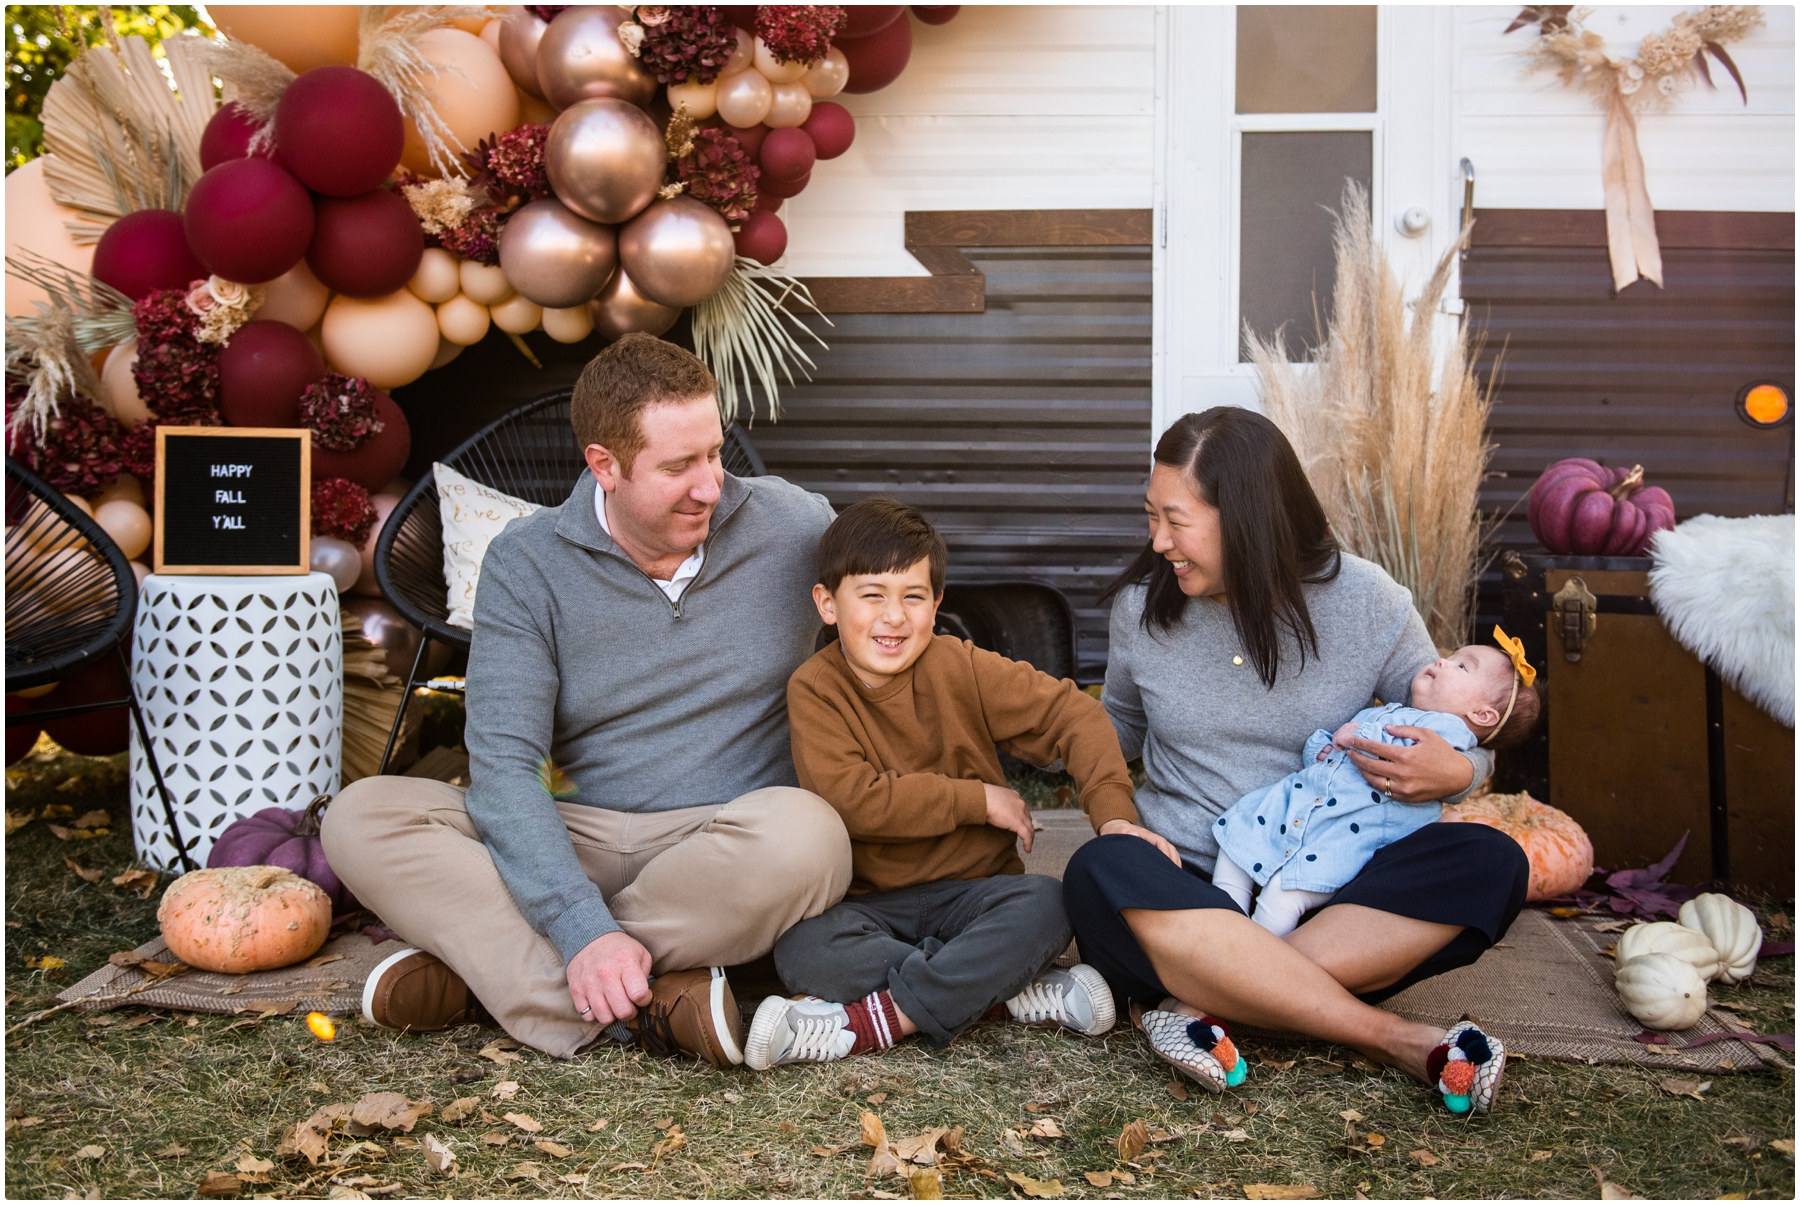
left=1070, top=407, right=1528, bottom=1114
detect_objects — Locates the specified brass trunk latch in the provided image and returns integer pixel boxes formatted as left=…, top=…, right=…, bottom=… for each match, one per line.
left=1551, top=576, right=1598, bottom=661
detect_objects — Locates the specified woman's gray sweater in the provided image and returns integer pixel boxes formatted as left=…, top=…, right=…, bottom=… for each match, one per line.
left=1103, top=554, right=1492, bottom=872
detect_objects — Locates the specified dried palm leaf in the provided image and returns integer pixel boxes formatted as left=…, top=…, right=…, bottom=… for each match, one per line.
left=358, top=5, right=503, bottom=177
left=4, top=250, right=138, bottom=352
left=690, top=259, right=832, bottom=424
left=1249, top=185, right=1497, bottom=649
left=39, top=35, right=218, bottom=241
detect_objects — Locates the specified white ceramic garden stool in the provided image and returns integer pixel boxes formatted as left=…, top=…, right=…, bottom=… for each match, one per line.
left=128, top=573, right=343, bottom=870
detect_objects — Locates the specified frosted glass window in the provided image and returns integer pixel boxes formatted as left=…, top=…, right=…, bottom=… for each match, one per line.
left=1236, top=6, right=1378, bottom=114
left=1239, top=131, right=1372, bottom=361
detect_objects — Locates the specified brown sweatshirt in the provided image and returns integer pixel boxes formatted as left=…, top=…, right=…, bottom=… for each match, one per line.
left=787, top=635, right=1138, bottom=894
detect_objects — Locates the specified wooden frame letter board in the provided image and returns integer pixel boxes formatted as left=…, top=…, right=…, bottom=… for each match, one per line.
left=153, top=427, right=312, bottom=575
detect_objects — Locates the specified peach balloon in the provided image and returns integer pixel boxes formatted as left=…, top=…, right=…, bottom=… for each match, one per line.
left=320, top=291, right=441, bottom=389
left=517, top=88, right=559, bottom=126
left=459, top=260, right=514, bottom=305
left=253, top=260, right=332, bottom=331
left=94, top=473, right=146, bottom=509
left=450, top=14, right=487, bottom=34
left=5, top=159, right=96, bottom=317
left=400, top=28, right=521, bottom=176
left=541, top=304, right=594, bottom=343
left=353, top=490, right=406, bottom=596
left=94, top=499, right=152, bottom=561
left=480, top=17, right=504, bottom=52
left=723, top=27, right=754, bottom=74
left=131, top=561, right=150, bottom=587
left=429, top=337, right=465, bottom=370
left=490, top=293, right=543, bottom=334
left=753, top=37, right=811, bottom=84
left=65, top=494, right=94, bottom=519
left=100, top=340, right=152, bottom=429
left=436, top=293, right=492, bottom=345
left=667, top=77, right=719, bottom=120
left=716, top=70, right=773, bottom=128
left=209, top=6, right=360, bottom=73
left=765, top=81, right=812, bottom=129
left=804, top=48, right=850, bottom=98
left=408, top=247, right=461, bottom=303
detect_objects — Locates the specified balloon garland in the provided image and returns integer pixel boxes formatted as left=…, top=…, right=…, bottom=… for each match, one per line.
left=6, top=4, right=957, bottom=593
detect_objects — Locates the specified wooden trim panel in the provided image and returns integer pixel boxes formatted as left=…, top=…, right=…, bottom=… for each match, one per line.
left=798, top=208, right=1154, bottom=314
left=1472, top=208, right=1794, bottom=251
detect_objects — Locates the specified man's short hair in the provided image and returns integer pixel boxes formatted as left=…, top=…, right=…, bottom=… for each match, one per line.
left=817, top=498, right=947, bottom=596
left=570, top=334, right=718, bottom=476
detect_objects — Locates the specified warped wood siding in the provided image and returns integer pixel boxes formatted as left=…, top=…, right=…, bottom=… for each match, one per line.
left=1464, top=244, right=1796, bottom=632
left=750, top=246, right=1154, bottom=682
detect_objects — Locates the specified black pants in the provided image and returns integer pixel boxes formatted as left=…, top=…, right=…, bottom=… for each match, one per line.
left=774, top=873, right=1072, bottom=1046
left=1062, top=823, right=1529, bottom=1008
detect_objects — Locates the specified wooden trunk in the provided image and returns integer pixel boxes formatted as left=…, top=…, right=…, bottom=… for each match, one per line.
left=1500, top=554, right=1794, bottom=893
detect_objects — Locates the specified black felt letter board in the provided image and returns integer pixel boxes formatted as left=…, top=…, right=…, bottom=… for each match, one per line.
left=155, top=429, right=310, bottom=574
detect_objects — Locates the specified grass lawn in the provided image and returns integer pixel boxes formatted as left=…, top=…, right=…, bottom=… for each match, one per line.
left=6, top=744, right=1794, bottom=1200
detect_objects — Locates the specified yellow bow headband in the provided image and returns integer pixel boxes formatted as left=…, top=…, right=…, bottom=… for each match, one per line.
left=1492, top=626, right=1537, bottom=688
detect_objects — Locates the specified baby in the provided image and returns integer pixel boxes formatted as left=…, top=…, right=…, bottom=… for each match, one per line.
left=1212, top=628, right=1541, bottom=936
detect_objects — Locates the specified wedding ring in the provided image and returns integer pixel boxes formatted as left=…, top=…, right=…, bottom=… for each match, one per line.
left=579, top=1005, right=592, bottom=1015
left=1383, top=776, right=1393, bottom=793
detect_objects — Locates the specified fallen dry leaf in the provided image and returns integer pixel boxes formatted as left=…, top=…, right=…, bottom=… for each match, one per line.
left=1768, top=1138, right=1794, bottom=1154
left=25, top=955, right=65, bottom=971
left=235, top=1155, right=273, bottom=1174
left=535, top=1140, right=573, bottom=1159
left=587, top=1117, right=611, bottom=1132
left=866, top=1092, right=888, bottom=1105
left=810, top=1144, right=845, bottom=1157
left=1338, top=1109, right=1365, bottom=1123
left=1024, top=1118, right=1065, bottom=1140
left=477, top=1039, right=524, bottom=1066
left=503, top=1160, right=543, bottom=1181
left=1409, top=1149, right=1440, bottom=1167
left=305, top=952, right=347, bottom=968
left=651, top=1116, right=675, bottom=1131
left=73, top=809, right=110, bottom=829
left=1260, top=1058, right=1297, bottom=1070
left=196, top=1170, right=244, bottom=1197
left=1243, top=1187, right=1323, bottom=1201
left=440, top=1098, right=477, bottom=1124
left=910, top=1167, right=944, bottom=1199
left=1530, top=1150, right=1554, bottom=1161
left=779, top=1120, right=800, bottom=1134
left=558, top=1173, right=587, bottom=1185
left=277, top=1102, right=353, bottom=1165
left=651, top=1125, right=687, bottom=1159
left=860, top=1110, right=887, bottom=1149
left=608, top=1162, right=649, bottom=1173
left=75, top=1144, right=105, bottom=1160
left=477, top=1131, right=511, bottom=1147
left=63, top=856, right=102, bottom=883
left=489, top=1080, right=520, bottom=1100
left=1166, top=1079, right=1189, bottom=1101
left=1084, top=1171, right=1114, bottom=1188
left=156, top=1143, right=190, bottom=1158
left=1116, top=1118, right=1148, bottom=1163
left=1023, top=1101, right=1053, bottom=1113
left=1593, top=1168, right=1642, bottom=1199
left=350, top=1093, right=431, bottom=1134
left=1365, top=1132, right=1387, bottom=1148
left=420, top=1133, right=454, bottom=1173
left=1658, top=1078, right=1712, bottom=1101
left=5, top=809, right=36, bottom=836
left=503, top=1112, right=542, bottom=1133
left=1007, top=1171, right=1064, bottom=1198
left=1218, top=1128, right=1250, bottom=1142
left=893, top=1127, right=952, bottom=1165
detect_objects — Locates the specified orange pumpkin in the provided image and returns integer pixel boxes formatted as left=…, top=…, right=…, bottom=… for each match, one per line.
left=157, top=865, right=332, bottom=973
left=1441, top=791, right=1594, bottom=902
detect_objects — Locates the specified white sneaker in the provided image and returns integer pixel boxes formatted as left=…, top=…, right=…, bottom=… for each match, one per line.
left=744, top=995, right=857, bottom=1070
left=1004, top=963, right=1116, bottom=1036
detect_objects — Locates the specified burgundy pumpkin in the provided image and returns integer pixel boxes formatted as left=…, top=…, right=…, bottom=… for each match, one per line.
left=206, top=795, right=357, bottom=911
left=1527, top=458, right=1675, bottom=557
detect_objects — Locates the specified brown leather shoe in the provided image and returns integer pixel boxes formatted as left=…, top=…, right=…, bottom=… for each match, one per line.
left=626, top=967, right=745, bottom=1067
left=362, top=947, right=490, bottom=1031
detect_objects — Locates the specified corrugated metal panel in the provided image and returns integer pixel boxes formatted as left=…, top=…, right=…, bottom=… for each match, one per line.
left=751, top=246, right=1154, bottom=682
left=1464, top=244, right=1796, bottom=630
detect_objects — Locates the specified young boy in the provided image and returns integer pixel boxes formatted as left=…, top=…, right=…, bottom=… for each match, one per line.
left=744, top=499, right=1149, bottom=1070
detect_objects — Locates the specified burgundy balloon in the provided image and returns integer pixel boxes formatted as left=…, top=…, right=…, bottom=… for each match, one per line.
left=311, top=391, right=411, bottom=491
left=760, top=169, right=810, bottom=199
left=219, top=320, right=327, bottom=428
left=274, top=65, right=406, bottom=197
left=753, top=192, right=784, bottom=213
left=306, top=188, right=425, bottom=298
left=734, top=211, right=788, bottom=265
left=759, top=127, right=816, bottom=182
left=841, top=4, right=906, bottom=37
left=801, top=101, right=856, bottom=160
left=91, top=209, right=207, bottom=301
left=200, top=101, right=269, bottom=170
left=183, top=157, right=315, bottom=284
left=839, top=16, right=914, bottom=93
left=723, top=121, right=769, bottom=161
left=39, top=654, right=131, bottom=755
left=721, top=5, right=759, bottom=31
left=910, top=5, right=960, bottom=23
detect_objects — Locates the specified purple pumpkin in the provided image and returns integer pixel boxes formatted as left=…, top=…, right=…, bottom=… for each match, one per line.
left=207, top=795, right=358, bottom=911
left=1528, top=458, right=1676, bottom=557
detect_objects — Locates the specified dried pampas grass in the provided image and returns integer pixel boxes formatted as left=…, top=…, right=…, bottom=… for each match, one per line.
left=358, top=5, right=502, bottom=177
left=1249, top=185, right=1496, bottom=650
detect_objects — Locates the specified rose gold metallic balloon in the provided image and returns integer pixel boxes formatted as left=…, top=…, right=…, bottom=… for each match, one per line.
left=536, top=5, right=656, bottom=111
left=587, top=267, right=682, bottom=340
left=342, top=597, right=423, bottom=677
left=545, top=98, right=666, bottom=224
left=498, top=198, right=619, bottom=308
left=498, top=6, right=549, bottom=99
left=617, top=196, right=736, bottom=309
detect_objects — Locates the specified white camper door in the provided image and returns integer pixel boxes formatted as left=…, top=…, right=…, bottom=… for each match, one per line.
left=1151, top=5, right=1460, bottom=436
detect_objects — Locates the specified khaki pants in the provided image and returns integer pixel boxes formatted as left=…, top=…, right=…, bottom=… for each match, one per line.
left=321, top=776, right=853, bottom=1057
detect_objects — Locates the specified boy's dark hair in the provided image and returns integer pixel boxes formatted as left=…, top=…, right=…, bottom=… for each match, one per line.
left=570, top=333, right=718, bottom=477
left=817, top=498, right=947, bottom=595
left=1483, top=680, right=1543, bottom=750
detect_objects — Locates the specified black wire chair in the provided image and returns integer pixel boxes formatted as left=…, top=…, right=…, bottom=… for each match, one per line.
left=371, top=390, right=767, bottom=773
left=5, top=456, right=194, bottom=871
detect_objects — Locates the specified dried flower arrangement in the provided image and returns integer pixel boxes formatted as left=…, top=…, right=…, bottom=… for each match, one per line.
left=676, top=128, right=761, bottom=223
left=131, top=287, right=221, bottom=425
left=311, top=478, right=379, bottom=545
left=626, top=6, right=740, bottom=84
left=755, top=6, right=847, bottom=65
left=298, top=374, right=387, bottom=451
left=463, top=125, right=554, bottom=209
left=1248, top=186, right=1495, bottom=651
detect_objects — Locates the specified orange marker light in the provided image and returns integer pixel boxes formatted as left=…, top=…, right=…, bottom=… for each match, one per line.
left=306, top=1011, right=337, bottom=1041
left=1743, top=383, right=1790, bottom=426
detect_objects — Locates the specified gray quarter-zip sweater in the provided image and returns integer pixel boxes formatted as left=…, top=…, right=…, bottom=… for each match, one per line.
left=462, top=470, right=835, bottom=962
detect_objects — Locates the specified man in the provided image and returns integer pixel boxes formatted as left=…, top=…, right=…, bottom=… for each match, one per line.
left=322, top=335, right=851, bottom=1063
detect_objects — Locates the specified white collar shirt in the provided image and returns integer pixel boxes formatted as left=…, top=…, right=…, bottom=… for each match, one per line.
left=594, top=488, right=704, bottom=603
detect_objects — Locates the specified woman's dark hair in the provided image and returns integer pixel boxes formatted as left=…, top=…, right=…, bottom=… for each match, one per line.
left=1099, top=406, right=1341, bottom=688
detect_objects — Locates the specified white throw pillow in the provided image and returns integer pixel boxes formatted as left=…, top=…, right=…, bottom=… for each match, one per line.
left=434, top=462, right=541, bottom=630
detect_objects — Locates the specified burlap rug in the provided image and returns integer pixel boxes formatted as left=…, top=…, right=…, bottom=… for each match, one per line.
left=56, top=932, right=401, bottom=1018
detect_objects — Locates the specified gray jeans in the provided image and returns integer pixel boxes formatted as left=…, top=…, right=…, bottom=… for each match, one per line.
left=772, top=873, right=1072, bottom=1046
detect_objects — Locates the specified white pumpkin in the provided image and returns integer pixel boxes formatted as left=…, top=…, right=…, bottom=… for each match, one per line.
left=1615, top=952, right=1708, bottom=1031
left=1615, top=920, right=1722, bottom=982
left=1678, top=893, right=1762, bottom=986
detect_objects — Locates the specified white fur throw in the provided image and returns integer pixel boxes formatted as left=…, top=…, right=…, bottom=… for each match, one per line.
left=1648, top=513, right=1794, bottom=727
